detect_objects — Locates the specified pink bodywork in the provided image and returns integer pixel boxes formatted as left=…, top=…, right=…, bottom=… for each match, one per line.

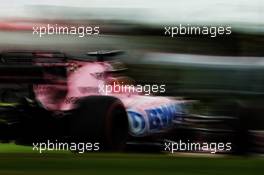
left=33, top=60, right=186, bottom=136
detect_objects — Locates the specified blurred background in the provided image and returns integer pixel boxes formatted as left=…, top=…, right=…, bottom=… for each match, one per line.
left=0, top=0, right=263, bottom=161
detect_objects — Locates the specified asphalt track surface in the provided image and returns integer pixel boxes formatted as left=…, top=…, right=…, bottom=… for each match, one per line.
left=0, top=144, right=262, bottom=175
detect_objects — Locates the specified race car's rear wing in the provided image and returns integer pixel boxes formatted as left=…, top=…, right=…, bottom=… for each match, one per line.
left=87, top=50, right=124, bottom=61
left=0, top=51, right=67, bottom=84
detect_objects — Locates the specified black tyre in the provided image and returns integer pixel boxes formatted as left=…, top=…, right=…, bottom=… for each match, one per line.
left=70, top=96, right=129, bottom=151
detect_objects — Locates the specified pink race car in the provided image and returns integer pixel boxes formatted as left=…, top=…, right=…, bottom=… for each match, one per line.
left=0, top=50, right=188, bottom=151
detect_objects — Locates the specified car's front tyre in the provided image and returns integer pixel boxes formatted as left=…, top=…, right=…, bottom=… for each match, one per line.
left=70, top=96, right=129, bottom=151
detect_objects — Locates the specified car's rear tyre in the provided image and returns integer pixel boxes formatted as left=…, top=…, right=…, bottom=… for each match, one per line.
left=70, top=96, right=129, bottom=151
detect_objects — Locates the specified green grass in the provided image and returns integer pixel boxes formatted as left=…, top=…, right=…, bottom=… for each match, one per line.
left=0, top=143, right=69, bottom=154
left=0, top=144, right=263, bottom=175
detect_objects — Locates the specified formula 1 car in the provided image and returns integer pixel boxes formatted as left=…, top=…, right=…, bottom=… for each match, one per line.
left=0, top=50, right=244, bottom=151
left=0, top=50, right=237, bottom=152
